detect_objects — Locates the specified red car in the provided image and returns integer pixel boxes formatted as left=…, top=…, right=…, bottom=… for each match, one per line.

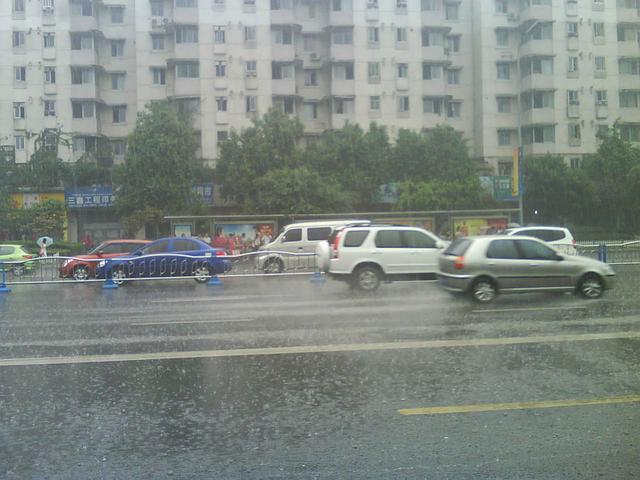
left=60, top=239, right=150, bottom=281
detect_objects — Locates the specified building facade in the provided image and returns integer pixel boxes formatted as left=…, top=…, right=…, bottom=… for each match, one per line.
left=1, top=0, right=639, bottom=171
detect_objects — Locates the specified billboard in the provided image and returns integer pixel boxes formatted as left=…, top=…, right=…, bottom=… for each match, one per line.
left=212, top=223, right=276, bottom=254
left=453, top=217, right=508, bottom=237
left=65, top=186, right=115, bottom=209
left=11, top=192, right=65, bottom=209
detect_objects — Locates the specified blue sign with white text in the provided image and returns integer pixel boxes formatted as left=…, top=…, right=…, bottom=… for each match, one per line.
left=65, top=186, right=115, bottom=209
left=193, top=183, right=214, bottom=205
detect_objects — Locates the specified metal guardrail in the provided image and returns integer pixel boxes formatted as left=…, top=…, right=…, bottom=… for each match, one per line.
left=575, top=241, right=640, bottom=265
left=0, top=250, right=322, bottom=290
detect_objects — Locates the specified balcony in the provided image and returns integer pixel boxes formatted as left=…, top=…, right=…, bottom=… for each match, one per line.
left=71, top=83, right=99, bottom=100
left=619, top=73, right=640, bottom=90
left=521, top=108, right=555, bottom=125
left=70, top=48, right=98, bottom=65
left=520, top=5, right=553, bottom=24
left=297, top=86, right=324, bottom=101
left=618, top=41, right=640, bottom=58
left=300, top=19, right=326, bottom=33
left=331, top=79, right=355, bottom=96
left=523, top=143, right=557, bottom=156
left=271, top=8, right=295, bottom=25
left=70, top=15, right=97, bottom=31
left=72, top=116, right=100, bottom=135
left=245, top=75, right=259, bottom=90
left=151, top=16, right=173, bottom=32
left=421, top=10, right=445, bottom=26
left=332, top=113, right=354, bottom=129
left=304, top=119, right=329, bottom=134
left=170, top=78, right=200, bottom=97
left=329, top=10, right=353, bottom=26
left=595, top=103, right=609, bottom=119
left=173, top=7, right=198, bottom=24
left=519, top=39, right=554, bottom=57
left=171, top=43, right=200, bottom=60
left=422, top=77, right=447, bottom=97
left=271, top=44, right=296, bottom=62
left=519, top=74, right=555, bottom=91
left=366, top=8, right=379, bottom=21
left=303, top=52, right=324, bottom=68
left=272, top=78, right=296, bottom=96
left=422, top=46, right=448, bottom=63
left=330, top=44, right=354, bottom=62
left=44, top=84, right=57, bottom=95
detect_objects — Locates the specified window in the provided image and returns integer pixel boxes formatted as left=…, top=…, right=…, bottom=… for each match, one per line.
left=422, top=29, right=443, bottom=46
left=447, top=69, right=460, bottom=85
left=496, top=29, right=509, bottom=47
left=446, top=35, right=460, bottom=52
left=397, top=0, right=407, bottom=10
left=245, top=61, right=257, bottom=76
left=445, top=3, right=458, bottom=20
left=283, top=229, right=302, bottom=243
left=570, top=157, right=581, bottom=169
left=343, top=231, right=369, bottom=248
left=526, top=22, right=553, bottom=41
left=523, top=125, right=555, bottom=143
left=567, top=90, right=579, bottom=105
left=215, top=61, right=226, bottom=77
left=176, top=26, right=198, bottom=43
left=495, top=0, right=508, bottom=13
left=332, top=29, right=353, bottom=45
left=423, top=97, right=442, bottom=114
left=14, top=102, right=25, bottom=119
left=271, top=0, right=292, bottom=8
left=619, top=58, right=640, bottom=75
left=112, top=140, right=126, bottom=156
left=447, top=101, right=461, bottom=118
left=497, top=62, right=511, bottom=79
left=334, top=97, right=354, bottom=114
left=272, top=63, right=293, bottom=80
left=592, top=0, right=605, bottom=9
left=397, top=63, right=408, bottom=78
left=14, top=66, right=26, bottom=82
left=370, top=95, right=380, bottom=111
left=110, top=6, right=124, bottom=23
left=142, top=240, right=170, bottom=255
left=13, top=31, right=25, bottom=48
left=214, top=26, right=225, bottom=44
left=44, top=100, right=56, bottom=117
left=304, top=70, right=318, bottom=86
left=71, top=33, right=92, bottom=50
left=375, top=230, right=404, bottom=248
left=404, top=231, right=436, bottom=248
left=497, top=130, right=513, bottom=146
left=521, top=56, right=553, bottom=76
left=71, top=68, right=94, bottom=84
left=368, top=62, right=380, bottom=82
left=397, top=96, right=410, bottom=113
left=422, top=63, right=442, bottom=80
left=176, top=62, right=199, bottom=78
left=567, top=22, right=578, bottom=37
left=152, top=67, right=166, bottom=85
left=216, top=97, right=227, bottom=112
left=71, top=0, right=92, bottom=16
left=273, top=27, right=293, bottom=44
left=112, top=106, right=126, bottom=123
left=593, top=22, right=605, bottom=39
left=367, top=0, right=378, bottom=8
left=111, top=73, right=125, bottom=90
left=334, top=63, right=354, bottom=80
left=244, top=26, right=256, bottom=42
left=152, top=35, right=165, bottom=50
left=568, top=123, right=581, bottom=142
left=13, top=0, right=25, bottom=13
left=367, top=27, right=379, bottom=44
left=526, top=91, right=554, bottom=109
left=217, top=131, right=229, bottom=142
left=568, top=56, right=578, bottom=72
left=43, top=33, right=55, bottom=49
left=486, top=240, right=520, bottom=259
left=176, top=0, right=197, bottom=6
left=596, top=90, right=608, bottom=105
left=422, top=0, right=440, bottom=10
left=44, top=67, right=56, bottom=84
left=304, top=103, right=317, bottom=120
left=72, top=101, right=94, bottom=119
left=307, top=227, right=332, bottom=241
left=15, top=136, right=25, bottom=150
left=517, top=239, right=558, bottom=261
left=620, top=91, right=640, bottom=108
left=620, top=125, right=640, bottom=142
left=246, top=95, right=257, bottom=113
left=150, top=1, right=163, bottom=16
left=111, top=40, right=124, bottom=57
left=594, top=56, right=606, bottom=74
left=497, top=96, right=511, bottom=113
left=396, top=27, right=407, bottom=43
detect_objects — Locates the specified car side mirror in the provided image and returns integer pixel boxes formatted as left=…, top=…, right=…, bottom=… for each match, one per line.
left=555, top=254, right=564, bottom=261
left=96, top=250, right=104, bottom=257
left=436, top=241, right=445, bottom=249
left=133, top=250, right=142, bottom=256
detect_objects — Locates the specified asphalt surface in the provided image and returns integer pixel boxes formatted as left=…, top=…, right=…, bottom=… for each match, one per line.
left=1, top=268, right=640, bottom=479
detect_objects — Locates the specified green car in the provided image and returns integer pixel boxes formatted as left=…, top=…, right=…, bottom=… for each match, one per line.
left=0, top=244, right=35, bottom=276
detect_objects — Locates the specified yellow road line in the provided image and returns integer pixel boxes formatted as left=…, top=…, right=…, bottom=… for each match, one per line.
left=398, top=394, right=640, bottom=416
left=1, top=330, right=640, bottom=367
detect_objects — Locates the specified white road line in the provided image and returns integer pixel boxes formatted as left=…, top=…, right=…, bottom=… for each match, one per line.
left=472, top=306, right=588, bottom=314
left=129, top=318, right=255, bottom=326
left=1, top=330, right=639, bottom=367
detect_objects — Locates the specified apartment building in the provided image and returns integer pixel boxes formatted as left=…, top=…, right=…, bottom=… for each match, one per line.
left=1, top=0, right=638, bottom=172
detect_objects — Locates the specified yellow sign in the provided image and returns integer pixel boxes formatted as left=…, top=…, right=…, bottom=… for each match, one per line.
left=453, top=218, right=509, bottom=237
left=9, top=192, right=65, bottom=209
left=512, top=148, right=519, bottom=196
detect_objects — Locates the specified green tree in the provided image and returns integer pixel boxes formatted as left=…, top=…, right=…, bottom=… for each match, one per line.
left=395, top=177, right=493, bottom=211
left=6, top=200, right=66, bottom=240
left=114, top=101, right=203, bottom=236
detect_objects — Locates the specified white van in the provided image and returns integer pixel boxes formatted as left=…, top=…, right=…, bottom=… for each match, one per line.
left=256, top=220, right=371, bottom=273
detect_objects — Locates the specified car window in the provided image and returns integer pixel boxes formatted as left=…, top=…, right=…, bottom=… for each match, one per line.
left=142, top=240, right=170, bottom=255
left=545, top=230, right=566, bottom=242
left=444, top=238, right=472, bottom=256
left=487, top=239, right=521, bottom=259
left=0, top=246, right=15, bottom=255
left=173, top=239, right=199, bottom=252
left=100, top=243, right=123, bottom=254
left=123, top=243, right=144, bottom=253
left=307, top=227, right=332, bottom=241
left=402, top=230, right=436, bottom=248
left=517, top=229, right=547, bottom=241
left=282, top=228, right=302, bottom=243
left=516, top=239, right=558, bottom=260
left=343, top=230, right=369, bottom=248
left=375, top=230, right=404, bottom=248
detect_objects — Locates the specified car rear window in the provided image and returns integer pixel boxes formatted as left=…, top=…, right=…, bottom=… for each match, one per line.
left=375, top=230, right=404, bottom=248
left=444, top=238, right=472, bottom=256
left=343, top=230, right=369, bottom=247
left=307, top=227, right=332, bottom=241
left=486, top=239, right=520, bottom=259
left=0, top=246, right=15, bottom=255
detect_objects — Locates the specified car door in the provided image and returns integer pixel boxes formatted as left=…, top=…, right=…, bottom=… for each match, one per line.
left=171, top=238, right=203, bottom=276
left=373, top=229, right=411, bottom=274
left=139, top=239, right=171, bottom=277
left=515, top=239, right=574, bottom=290
left=485, top=239, right=530, bottom=290
left=401, top=229, right=439, bottom=274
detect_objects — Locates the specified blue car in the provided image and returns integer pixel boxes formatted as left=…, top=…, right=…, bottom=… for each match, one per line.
left=96, top=237, right=231, bottom=284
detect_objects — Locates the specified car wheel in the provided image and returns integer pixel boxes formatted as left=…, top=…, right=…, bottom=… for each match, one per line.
left=264, top=258, right=284, bottom=274
left=471, top=277, right=497, bottom=303
left=353, top=265, right=382, bottom=292
left=73, top=265, right=90, bottom=281
left=194, top=264, right=211, bottom=283
left=579, top=273, right=604, bottom=299
left=110, top=267, right=127, bottom=286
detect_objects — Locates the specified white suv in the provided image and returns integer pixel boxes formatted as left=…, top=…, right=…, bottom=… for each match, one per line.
left=504, top=226, right=577, bottom=254
left=316, top=225, right=447, bottom=291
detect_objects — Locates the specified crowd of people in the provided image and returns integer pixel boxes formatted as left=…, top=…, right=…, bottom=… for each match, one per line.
left=199, top=229, right=273, bottom=255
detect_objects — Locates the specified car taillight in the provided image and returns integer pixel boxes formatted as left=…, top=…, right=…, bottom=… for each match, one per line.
left=454, top=256, right=465, bottom=270
left=332, top=234, right=341, bottom=259
left=215, top=250, right=226, bottom=256
left=22, top=255, right=32, bottom=259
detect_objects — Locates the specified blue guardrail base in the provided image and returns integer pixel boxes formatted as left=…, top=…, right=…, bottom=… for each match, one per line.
left=102, top=279, right=119, bottom=290
left=310, top=272, right=326, bottom=284
left=207, top=275, right=223, bottom=287
left=0, top=285, right=11, bottom=293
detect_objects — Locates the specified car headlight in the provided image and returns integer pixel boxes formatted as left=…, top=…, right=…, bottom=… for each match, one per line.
left=97, top=260, right=106, bottom=268
left=603, top=265, right=616, bottom=275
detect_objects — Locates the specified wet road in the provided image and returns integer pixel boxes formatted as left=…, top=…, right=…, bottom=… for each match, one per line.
left=1, top=269, right=640, bottom=479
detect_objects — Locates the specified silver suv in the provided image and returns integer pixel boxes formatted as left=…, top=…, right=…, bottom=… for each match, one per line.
left=438, top=235, right=615, bottom=303
left=316, top=225, right=447, bottom=291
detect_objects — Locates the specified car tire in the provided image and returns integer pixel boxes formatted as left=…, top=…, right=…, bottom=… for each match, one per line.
left=471, top=277, right=497, bottom=303
left=264, top=257, right=284, bottom=274
left=578, top=273, right=604, bottom=299
left=353, top=265, right=382, bottom=292
left=73, top=264, right=90, bottom=281
left=110, top=267, right=127, bottom=286
left=194, top=264, right=211, bottom=283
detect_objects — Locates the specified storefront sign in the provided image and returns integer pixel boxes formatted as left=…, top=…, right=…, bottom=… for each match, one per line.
left=65, top=186, right=115, bottom=208
left=193, top=183, right=214, bottom=205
